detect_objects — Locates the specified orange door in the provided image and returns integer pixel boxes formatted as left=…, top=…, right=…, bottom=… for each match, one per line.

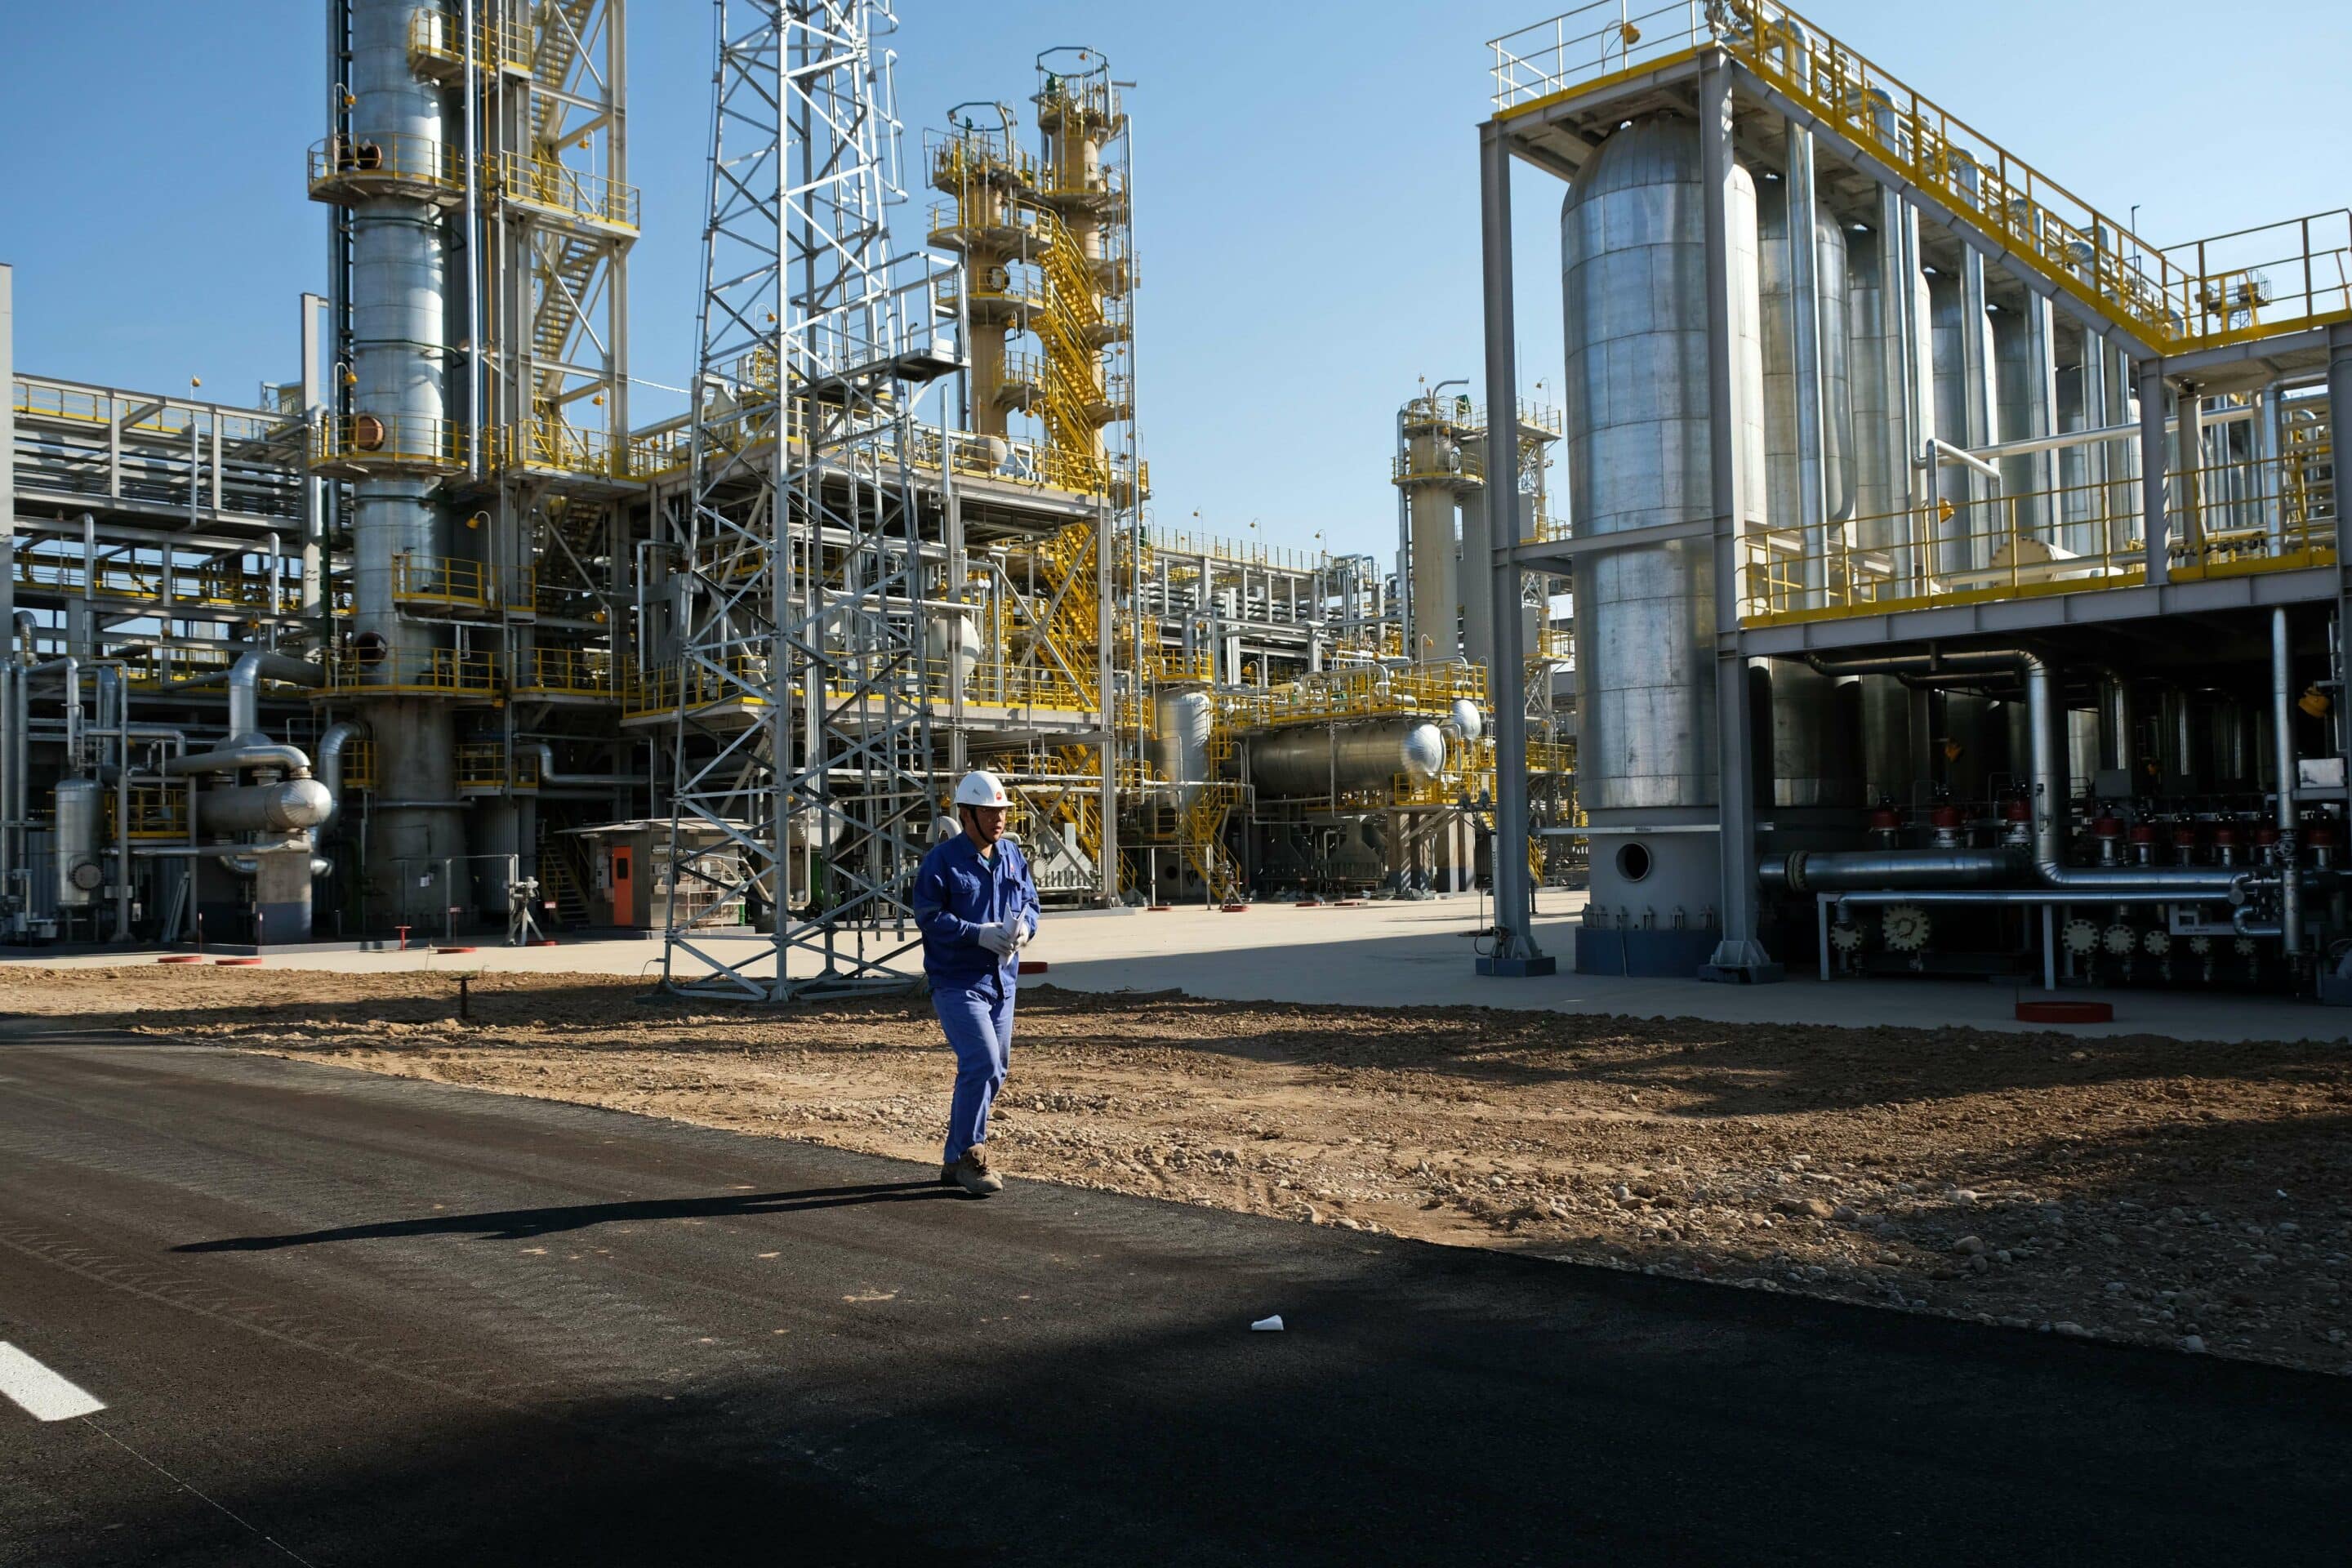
left=611, top=849, right=634, bottom=926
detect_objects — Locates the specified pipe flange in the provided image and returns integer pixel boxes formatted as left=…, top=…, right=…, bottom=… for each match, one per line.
left=1880, top=904, right=1930, bottom=951
left=2061, top=916, right=2099, bottom=956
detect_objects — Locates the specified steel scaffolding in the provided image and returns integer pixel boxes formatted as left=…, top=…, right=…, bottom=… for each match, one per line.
left=661, top=0, right=957, bottom=999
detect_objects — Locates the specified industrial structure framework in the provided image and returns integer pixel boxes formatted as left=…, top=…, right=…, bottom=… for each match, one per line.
left=0, top=0, right=1569, bottom=978
left=1477, top=0, right=2352, bottom=998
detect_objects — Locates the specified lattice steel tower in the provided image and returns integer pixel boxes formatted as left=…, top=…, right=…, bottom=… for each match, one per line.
left=661, top=0, right=958, bottom=999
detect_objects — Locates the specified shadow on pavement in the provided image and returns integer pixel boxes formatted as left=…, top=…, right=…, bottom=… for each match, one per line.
left=175, top=1178, right=962, bottom=1251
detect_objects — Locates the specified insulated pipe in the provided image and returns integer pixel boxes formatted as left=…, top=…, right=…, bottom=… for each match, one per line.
left=2274, top=607, right=2303, bottom=955
left=1772, top=647, right=2271, bottom=901
left=25, top=657, right=82, bottom=765
left=1761, top=848, right=2027, bottom=893
left=317, top=719, right=368, bottom=834
left=1829, top=889, right=2238, bottom=907
left=529, top=742, right=646, bottom=787
left=164, top=742, right=314, bottom=778
left=228, top=652, right=325, bottom=740
left=2023, top=656, right=2249, bottom=893
left=219, top=853, right=335, bottom=879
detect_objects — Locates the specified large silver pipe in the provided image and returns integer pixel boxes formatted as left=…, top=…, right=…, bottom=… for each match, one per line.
left=2023, top=656, right=2247, bottom=893
left=1762, top=848, right=2026, bottom=893
left=530, top=742, right=647, bottom=788
left=163, top=650, right=325, bottom=738
left=219, top=853, right=334, bottom=879
left=229, top=652, right=324, bottom=739
left=165, top=743, right=314, bottom=778
left=1766, top=648, right=2274, bottom=899
left=1827, top=889, right=2241, bottom=907
left=317, top=719, right=368, bottom=834
left=25, top=657, right=82, bottom=766
left=2274, top=607, right=2303, bottom=955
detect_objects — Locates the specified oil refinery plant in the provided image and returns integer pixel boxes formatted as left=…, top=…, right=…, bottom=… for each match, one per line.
left=3, top=0, right=2350, bottom=1008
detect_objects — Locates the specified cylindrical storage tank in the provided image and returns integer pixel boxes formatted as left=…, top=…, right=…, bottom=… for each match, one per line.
left=1764, top=660, right=1860, bottom=808
left=926, top=608, right=982, bottom=693
left=1447, top=697, right=1484, bottom=743
left=2066, top=707, right=2099, bottom=795
left=1247, top=718, right=1445, bottom=800
left=1942, top=692, right=1997, bottom=801
left=1993, top=305, right=2055, bottom=539
left=1857, top=674, right=1913, bottom=802
left=1927, top=273, right=1997, bottom=574
left=52, top=779, right=104, bottom=909
left=1152, top=685, right=1213, bottom=805
left=1999, top=698, right=2034, bottom=790
left=1563, top=116, right=1763, bottom=973
left=1561, top=116, right=1763, bottom=816
left=1844, top=223, right=1924, bottom=546
left=1757, top=174, right=1854, bottom=534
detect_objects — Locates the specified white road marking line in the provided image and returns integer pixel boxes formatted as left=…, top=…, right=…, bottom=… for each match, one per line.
left=0, top=1341, right=106, bottom=1421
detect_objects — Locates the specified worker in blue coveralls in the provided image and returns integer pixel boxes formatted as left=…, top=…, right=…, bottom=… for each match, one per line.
left=913, top=770, right=1039, bottom=1197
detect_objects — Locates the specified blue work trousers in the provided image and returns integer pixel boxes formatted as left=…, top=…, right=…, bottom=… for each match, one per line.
left=935, top=978, right=1014, bottom=1164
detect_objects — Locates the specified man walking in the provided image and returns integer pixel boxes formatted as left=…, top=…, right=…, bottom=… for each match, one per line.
left=913, top=770, right=1039, bottom=1197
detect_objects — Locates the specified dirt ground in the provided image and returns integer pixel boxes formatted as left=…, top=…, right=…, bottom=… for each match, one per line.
left=11, top=965, right=2352, bottom=1375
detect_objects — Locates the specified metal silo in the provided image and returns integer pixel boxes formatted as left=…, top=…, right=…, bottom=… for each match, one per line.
left=1561, top=116, right=1763, bottom=968
left=1758, top=176, right=1853, bottom=542
left=1152, top=685, right=1213, bottom=806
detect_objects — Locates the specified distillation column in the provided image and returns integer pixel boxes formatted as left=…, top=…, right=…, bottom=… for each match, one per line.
left=929, top=113, right=1031, bottom=440
left=1562, top=116, right=1765, bottom=974
left=343, top=0, right=469, bottom=920
left=1396, top=394, right=1472, bottom=663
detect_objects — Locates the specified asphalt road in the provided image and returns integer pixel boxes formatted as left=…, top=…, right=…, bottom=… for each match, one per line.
left=1, top=1020, right=2346, bottom=1566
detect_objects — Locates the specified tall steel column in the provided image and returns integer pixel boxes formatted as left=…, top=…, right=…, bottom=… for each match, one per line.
left=2139, top=359, right=2171, bottom=586
left=2329, top=323, right=2352, bottom=768
left=341, top=0, right=468, bottom=923
left=0, top=265, right=16, bottom=936
left=1475, top=120, right=1548, bottom=976
left=662, top=0, right=951, bottom=1000
left=1698, top=50, right=1776, bottom=982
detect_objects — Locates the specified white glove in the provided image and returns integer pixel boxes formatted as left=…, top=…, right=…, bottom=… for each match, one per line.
left=1011, top=913, right=1036, bottom=949
left=976, top=920, right=1015, bottom=958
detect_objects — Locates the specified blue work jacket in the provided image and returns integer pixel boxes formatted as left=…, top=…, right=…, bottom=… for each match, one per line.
left=913, top=831, right=1040, bottom=989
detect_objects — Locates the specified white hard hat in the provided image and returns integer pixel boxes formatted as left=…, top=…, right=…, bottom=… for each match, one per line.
left=953, top=770, right=1011, bottom=808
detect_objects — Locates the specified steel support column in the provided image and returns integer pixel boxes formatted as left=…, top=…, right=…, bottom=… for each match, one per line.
left=1699, top=52, right=1778, bottom=983
left=2329, top=323, right=2352, bottom=768
left=1475, top=118, right=1548, bottom=977
left=2139, top=359, right=2170, bottom=586
left=0, top=265, right=16, bottom=937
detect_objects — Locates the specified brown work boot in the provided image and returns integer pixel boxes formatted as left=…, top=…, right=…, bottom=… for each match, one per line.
left=940, top=1144, right=1004, bottom=1197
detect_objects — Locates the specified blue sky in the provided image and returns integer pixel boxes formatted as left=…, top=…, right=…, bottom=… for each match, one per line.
left=4, top=2, right=2346, bottom=561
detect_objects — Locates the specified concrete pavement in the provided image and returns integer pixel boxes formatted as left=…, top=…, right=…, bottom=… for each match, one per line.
left=1, top=1018, right=2347, bottom=1564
